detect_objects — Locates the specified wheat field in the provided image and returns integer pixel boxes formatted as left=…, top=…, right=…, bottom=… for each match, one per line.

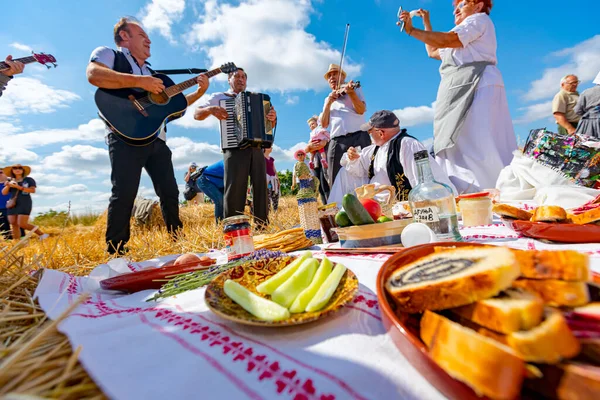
left=0, top=197, right=301, bottom=398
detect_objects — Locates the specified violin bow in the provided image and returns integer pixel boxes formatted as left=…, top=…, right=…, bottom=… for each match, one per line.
left=337, top=23, right=350, bottom=90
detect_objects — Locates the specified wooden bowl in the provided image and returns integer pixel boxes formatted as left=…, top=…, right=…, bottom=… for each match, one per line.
left=333, top=219, right=411, bottom=249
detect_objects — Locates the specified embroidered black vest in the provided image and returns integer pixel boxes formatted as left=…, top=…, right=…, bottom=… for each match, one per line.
left=368, top=129, right=416, bottom=201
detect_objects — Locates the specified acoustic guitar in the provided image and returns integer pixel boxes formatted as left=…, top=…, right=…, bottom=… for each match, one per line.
left=95, top=62, right=237, bottom=146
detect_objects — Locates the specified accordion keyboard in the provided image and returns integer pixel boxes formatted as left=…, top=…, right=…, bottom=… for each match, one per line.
left=219, top=98, right=238, bottom=149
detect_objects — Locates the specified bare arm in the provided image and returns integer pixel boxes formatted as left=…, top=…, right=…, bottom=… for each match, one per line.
left=408, top=29, right=462, bottom=49
left=321, top=95, right=336, bottom=129
left=21, top=186, right=36, bottom=194
left=421, top=13, right=441, bottom=60
left=554, top=112, right=577, bottom=135
left=1, top=185, right=9, bottom=195
left=305, top=139, right=327, bottom=153
left=347, top=91, right=366, bottom=115
left=185, top=75, right=209, bottom=106
left=86, top=61, right=166, bottom=94
left=184, top=172, right=191, bottom=183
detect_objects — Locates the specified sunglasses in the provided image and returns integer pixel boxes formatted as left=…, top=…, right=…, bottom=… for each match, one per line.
left=12, top=167, right=23, bottom=170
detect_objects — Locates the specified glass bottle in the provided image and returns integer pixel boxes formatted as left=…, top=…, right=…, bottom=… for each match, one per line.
left=408, top=150, right=462, bottom=241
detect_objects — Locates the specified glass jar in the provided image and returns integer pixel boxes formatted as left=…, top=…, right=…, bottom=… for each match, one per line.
left=458, top=192, right=493, bottom=227
left=223, top=215, right=254, bottom=261
left=318, top=203, right=339, bottom=243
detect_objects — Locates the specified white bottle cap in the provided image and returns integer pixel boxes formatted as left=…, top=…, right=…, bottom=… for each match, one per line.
left=401, top=223, right=438, bottom=248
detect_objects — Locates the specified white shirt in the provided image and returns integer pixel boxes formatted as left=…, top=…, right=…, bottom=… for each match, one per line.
left=324, top=86, right=367, bottom=139
left=342, top=134, right=457, bottom=194
left=439, top=13, right=504, bottom=89
left=90, top=46, right=167, bottom=141
left=196, top=90, right=237, bottom=108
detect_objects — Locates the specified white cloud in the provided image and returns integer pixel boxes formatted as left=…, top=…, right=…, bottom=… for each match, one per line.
left=2, top=119, right=106, bottom=149
left=168, top=136, right=224, bottom=169
left=9, top=43, right=33, bottom=52
left=139, top=0, right=186, bottom=43
left=0, top=77, right=80, bottom=116
left=514, top=101, right=554, bottom=124
left=524, top=35, right=600, bottom=102
left=171, top=107, right=220, bottom=130
left=286, top=95, right=300, bottom=105
left=271, top=142, right=308, bottom=163
left=36, top=184, right=88, bottom=197
left=41, top=145, right=110, bottom=174
left=0, top=146, right=39, bottom=165
left=185, top=0, right=362, bottom=92
left=393, top=102, right=436, bottom=127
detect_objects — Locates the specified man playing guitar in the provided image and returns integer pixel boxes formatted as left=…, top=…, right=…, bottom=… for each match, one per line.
left=86, top=17, right=210, bottom=255
left=0, top=55, right=25, bottom=96
left=194, top=69, right=277, bottom=227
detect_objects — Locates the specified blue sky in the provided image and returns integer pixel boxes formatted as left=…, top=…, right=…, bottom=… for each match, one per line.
left=1, top=0, right=599, bottom=215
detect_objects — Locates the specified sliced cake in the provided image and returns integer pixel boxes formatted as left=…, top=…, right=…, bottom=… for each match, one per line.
left=385, top=247, right=520, bottom=313
left=512, top=249, right=591, bottom=281
left=450, top=288, right=544, bottom=334
left=512, top=279, right=590, bottom=307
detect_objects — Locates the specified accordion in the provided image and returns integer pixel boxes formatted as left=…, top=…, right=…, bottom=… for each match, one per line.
left=523, top=128, right=600, bottom=188
left=219, top=92, right=274, bottom=150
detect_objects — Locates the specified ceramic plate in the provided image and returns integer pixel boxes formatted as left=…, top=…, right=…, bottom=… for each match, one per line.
left=510, top=219, right=600, bottom=243
left=205, top=257, right=358, bottom=327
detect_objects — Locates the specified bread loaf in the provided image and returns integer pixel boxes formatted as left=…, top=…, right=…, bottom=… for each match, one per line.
left=524, top=362, right=600, bottom=400
left=450, top=288, right=544, bottom=334
left=512, top=249, right=591, bottom=281
left=385, top=247, right=520, bottom=313
left=531, top=205, right=568, bottom=223
left=512, top=279, right=590, bottom=307
left=569, top=206, right=600, bottom=225
left=420, top=311, right=525, bottom=400
left=492, top=204, right=533, bottom=221
left=461, top=308, right=580, bottom=363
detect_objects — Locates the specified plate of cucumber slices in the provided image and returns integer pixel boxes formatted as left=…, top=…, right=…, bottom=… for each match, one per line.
left=204, top=251, right=358, bottom=327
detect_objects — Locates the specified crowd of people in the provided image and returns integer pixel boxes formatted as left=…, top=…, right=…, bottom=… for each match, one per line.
left=2, top=0, right=600, bottom=252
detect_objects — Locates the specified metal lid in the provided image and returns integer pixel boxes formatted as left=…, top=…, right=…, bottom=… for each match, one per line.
left=457, top=192, right=491, bottom=200
left=222, top=215, right=251, bottom=225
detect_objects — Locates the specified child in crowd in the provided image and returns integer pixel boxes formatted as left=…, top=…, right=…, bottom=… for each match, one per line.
left=306, top=115, right=330, bottom=171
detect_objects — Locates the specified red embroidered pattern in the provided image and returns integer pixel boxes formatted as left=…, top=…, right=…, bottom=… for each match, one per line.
left=70, top=299, right=367, bottom=400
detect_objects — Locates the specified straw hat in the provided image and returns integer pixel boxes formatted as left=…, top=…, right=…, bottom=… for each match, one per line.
left=324, top=64, right=346, bottom=81
left=3, top=164, right=31, bottom=178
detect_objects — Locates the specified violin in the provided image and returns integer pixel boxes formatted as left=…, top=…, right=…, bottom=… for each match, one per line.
left=335, top=81, right=361, bottom=97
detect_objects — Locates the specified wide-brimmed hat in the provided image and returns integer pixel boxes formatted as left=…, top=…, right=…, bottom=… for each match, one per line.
left=324, top=64, right=347, bottom=81
left=294, top=149, right=307, bottom=160
left=3, top=164, right=31, bottom=177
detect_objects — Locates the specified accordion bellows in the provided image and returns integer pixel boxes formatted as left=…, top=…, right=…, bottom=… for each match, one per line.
left=220, top=92, right=274, bottom=150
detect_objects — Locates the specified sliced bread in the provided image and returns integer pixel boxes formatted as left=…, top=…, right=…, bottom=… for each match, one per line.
left=457, top=308, right=580, bottom=363
left=512, top=249, right=591, bottom=281
left=492, top=203, right=533, bottom=221
left=450, top=288, right=544, bottom=334
left=385, top=247, right=520, bottom=313
left=512, top=279, right=590, bottom=307
left=420, top=311, right=525, bottom=400
left=531, top=205, right=568, bottom=223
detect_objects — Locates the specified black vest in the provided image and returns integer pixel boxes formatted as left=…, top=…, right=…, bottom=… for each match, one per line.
left=368, top=129, right=416, bottom=201
left=111, top=50, right=154, bottom=75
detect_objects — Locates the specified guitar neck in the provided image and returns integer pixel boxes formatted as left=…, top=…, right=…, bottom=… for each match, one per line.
left=0, top=56, right=38, bottom=71
left=164, top=67, right=224, bottom=97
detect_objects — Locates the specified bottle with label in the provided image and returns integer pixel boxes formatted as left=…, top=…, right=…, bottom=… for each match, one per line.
left=408, top=150, right=462, bottom=241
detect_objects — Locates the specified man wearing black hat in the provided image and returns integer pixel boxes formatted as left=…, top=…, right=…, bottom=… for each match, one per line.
left=342, top=110, right=455, bottom=201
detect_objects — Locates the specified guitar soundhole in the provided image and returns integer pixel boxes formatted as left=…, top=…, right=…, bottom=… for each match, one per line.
left=149, top=92, right=170, bottom=105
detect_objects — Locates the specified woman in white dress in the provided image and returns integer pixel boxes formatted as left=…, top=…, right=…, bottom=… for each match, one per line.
left=399, top=1, right=517, bottom=193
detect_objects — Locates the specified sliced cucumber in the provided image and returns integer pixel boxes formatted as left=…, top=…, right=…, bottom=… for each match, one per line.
left=223, top=280, right=290, bottom=321
left=271, top=258, right=319, bottom=308
left=256, top=251, right=312, bottom=294
left=290, top=257, right=333, bottom=313
left=305, top=263, right=347, bottom=312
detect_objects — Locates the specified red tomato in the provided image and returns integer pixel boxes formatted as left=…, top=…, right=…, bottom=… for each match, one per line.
left=360, top=199, right=382, bottom=221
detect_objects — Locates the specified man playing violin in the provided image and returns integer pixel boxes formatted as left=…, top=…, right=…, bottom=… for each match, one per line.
left=315, top=64, right=370, bottom=188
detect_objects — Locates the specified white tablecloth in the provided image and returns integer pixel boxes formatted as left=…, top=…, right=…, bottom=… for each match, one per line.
left=34, top=223, right=600, bottom=400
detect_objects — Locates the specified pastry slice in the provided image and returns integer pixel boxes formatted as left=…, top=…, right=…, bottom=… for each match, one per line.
left=512, top=249, right=591, bottom=281
left=492, top=203, right=533, bottom=221
left=385, top=247, right=520, bottom=313
left=450, top=288, right=544, bottom=334
left=512, top=279, right=590, bottom=307
left=531, top=205, right=567, bottom=223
